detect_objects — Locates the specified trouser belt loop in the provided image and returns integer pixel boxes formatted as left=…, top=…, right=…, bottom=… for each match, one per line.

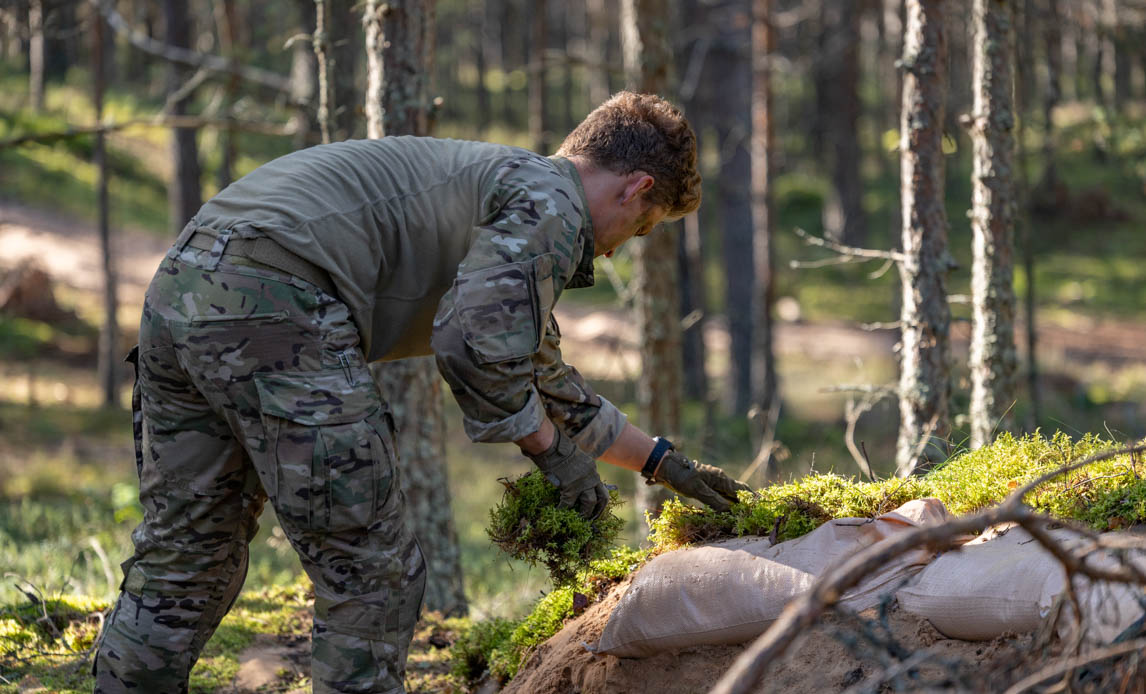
left=204, top=228, right=235, bottom=270
left=169, top=220, right=199, bottom=258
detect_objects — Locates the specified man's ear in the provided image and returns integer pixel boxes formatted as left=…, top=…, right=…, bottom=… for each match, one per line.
left=622, top=172, right=655, bottom=204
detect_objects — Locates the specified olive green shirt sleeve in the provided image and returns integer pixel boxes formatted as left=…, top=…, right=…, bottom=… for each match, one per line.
left=430, top=155, right=626, bottom=455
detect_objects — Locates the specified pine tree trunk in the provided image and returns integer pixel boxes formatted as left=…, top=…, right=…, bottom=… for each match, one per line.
left=1039, top=0, right=1061, bottom=190
left=215, top=0, right=240, bottom=190
left=820, top=0, right=867, bottom=246
left=93, top=10, right=118, bottom=409
left=751, top=0, right=778, bottom=429
left=585, top=0, right=611, bottom=107
left=363, top=0, right=467, bottom=617
left=968, top=0, right=1017, bottom=449
left=164, top=0, right=202, bottom=235
left=677, top=213, right=707, bottom=402
left=28, top=0, right=44, bottom=111
left=621, top=0, right=682, bottom=512
left=896, top=0, right=951, bottom=476
left=529, top=0, right=550, bottom=153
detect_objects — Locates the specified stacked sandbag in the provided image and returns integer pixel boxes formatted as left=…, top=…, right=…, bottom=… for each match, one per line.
left=895, top=523, right=1146, bottom=644
left=595, top=498, right=950, bottom=657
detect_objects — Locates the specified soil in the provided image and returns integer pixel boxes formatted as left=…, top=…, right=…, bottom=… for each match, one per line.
left=503, top=578, right=1040, bottom=694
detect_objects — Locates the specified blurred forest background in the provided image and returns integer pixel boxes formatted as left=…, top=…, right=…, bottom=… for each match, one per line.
left=1, top=0, right=1146, bottom=628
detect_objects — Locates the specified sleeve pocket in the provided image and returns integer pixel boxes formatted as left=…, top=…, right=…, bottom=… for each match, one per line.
left=453, top=260, right=541, bottom=364
left=254, top=370, right=394, bottom=532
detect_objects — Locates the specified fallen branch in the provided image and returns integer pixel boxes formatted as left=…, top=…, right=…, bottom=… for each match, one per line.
left=0, top=116, right=298, bottom=148
left=709, top=441, right=1146, bottom=694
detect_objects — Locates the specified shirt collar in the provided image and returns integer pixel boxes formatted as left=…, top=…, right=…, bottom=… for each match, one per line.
left=550, top=156, right=596, bottom=289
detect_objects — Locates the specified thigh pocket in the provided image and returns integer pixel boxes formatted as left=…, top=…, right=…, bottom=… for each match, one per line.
left=255, top=369, right=395, bottom=532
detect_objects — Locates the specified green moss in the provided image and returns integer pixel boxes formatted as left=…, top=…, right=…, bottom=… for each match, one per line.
left=487, top=470, right=625, bottom=586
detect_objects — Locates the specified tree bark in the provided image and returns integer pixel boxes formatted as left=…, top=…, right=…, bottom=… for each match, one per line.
left=93, top=9, right=118, bottom=409
left=677, top=213, right=707, bottom=402
left=1038, top=0, right=1061, bottom=192
left=751, top=0, right=778, bottom=430
left=968, top=0, right=1017, bottom=449
left=585, top=0, right=611, bottom=107
left=896, top=0, right=951, bottom=476
left=528, top=0, right=550, bottom=153
left=363, top=0, right=467, bottom=617
left=28, top=0, right=44, bottom=111
left=621, top=0, right=682, bottom=512
left=163, top=0, right=202, bottom=235
left=214, top=0, right=240, bottom=190
left=819, top=0, right=867, bottom=246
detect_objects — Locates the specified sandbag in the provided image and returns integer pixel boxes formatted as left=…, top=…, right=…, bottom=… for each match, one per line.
left=896, top=524, right=1075, bottom=641
left=596, top=498, right=949, bottom=657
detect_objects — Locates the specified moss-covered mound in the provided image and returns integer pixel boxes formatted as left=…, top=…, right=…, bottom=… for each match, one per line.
left=455, top=432, right=1146, bottom=687
left=487, top=470, right=626, bottom=586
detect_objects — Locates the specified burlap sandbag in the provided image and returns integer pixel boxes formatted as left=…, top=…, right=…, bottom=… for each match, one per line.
left=595, top=498, right=949, bottom=657
left=896, top=524, right=1071, bottom=641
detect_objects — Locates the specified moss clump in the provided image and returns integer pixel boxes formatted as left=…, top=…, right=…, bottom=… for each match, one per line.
left=650, top=431, right=1146, bottom=552
left=449, top=546, right=648, bottom=686
left=487, top=470, right=625, bottom=586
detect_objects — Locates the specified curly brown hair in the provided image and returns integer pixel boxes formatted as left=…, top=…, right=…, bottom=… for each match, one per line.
left=556, top=92, right=701, bottom=219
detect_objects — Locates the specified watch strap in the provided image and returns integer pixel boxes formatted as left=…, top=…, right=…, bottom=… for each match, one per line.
left=641, top=437, right=675, bottom=480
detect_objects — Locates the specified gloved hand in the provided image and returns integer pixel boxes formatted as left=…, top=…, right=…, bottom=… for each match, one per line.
left=526, top=428, right=610, bottom=521
left=649, top=450, right=750, bottom=512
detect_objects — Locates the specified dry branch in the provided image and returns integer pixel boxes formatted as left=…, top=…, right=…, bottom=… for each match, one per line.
left=0, top=117, right=297, bottom=149
left=87, top=0, right=299, bottom=101
left=709, top=441, right=1146, bottom=694
left=792, top=227, right=906, bottom=263
left=1001, top=637, right=1146, bottom=694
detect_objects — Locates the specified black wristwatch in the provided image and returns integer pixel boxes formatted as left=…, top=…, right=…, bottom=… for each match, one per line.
left=640, top=437, right=675, bottom=481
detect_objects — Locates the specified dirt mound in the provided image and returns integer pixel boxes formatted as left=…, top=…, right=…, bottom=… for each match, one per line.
left=503, top=579, right=1037, bottom=694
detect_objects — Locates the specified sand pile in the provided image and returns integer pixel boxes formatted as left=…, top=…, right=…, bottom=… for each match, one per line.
left=502, top=578, right=1039, bottom=694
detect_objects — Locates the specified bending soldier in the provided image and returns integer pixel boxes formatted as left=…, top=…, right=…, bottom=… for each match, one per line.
left=94, top=92, right=748, bottom=694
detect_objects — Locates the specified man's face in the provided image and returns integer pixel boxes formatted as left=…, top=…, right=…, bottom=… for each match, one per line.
left=593, top=199, right=668, bottom=258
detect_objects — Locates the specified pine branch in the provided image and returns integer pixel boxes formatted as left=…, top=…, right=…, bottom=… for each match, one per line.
left=793, top=227, right=906, bottom=263
left=87, top=0, right=300, bottom=102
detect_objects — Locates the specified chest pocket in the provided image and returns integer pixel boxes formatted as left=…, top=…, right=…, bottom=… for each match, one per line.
left=454, top=254, right=558, bottom=364
left=254, top=368, right=395, bottom=532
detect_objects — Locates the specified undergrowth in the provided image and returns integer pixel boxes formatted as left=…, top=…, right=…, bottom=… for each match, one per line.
left=456, top=431, right=1146, bottom=686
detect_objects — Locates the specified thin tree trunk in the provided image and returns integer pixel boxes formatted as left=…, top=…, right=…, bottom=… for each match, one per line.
left=560, top=2, right=575, bottom=130
left=474, top=2, right=490, bottom=133
left=164, top=0, right=202, bottom=235
left=215, top=0, right=240, bottom=190
left=585, top=0, right=611, bottom=106
left=717, top=118, right=754, bottom=416
left=678, top=212, right=707, bottom=401
left=290, top=0, right=317, bottom=150
left=751, top=0, right=778, bottom=436
left=820, top=0, right=867, bottom=246
left=622, top=0, right=682, bottom=512
left=968, top=0, right=1017, bottom=449
left=329, top=0, right=360, bottom=140
left=363, top=0, right=467, bottom=617
left=1039, top=0, right=1061, bottom=191
left=1016, top=0, right=1040, bottom=431
left=896, top=0, right=951, bottom=476
left=93, top=9, right=118, bottom=408
left=28, top=0, right=44, bottom=111
left=529, top=0, right=549, bottom=153
left=313, top=0, right=334, bottom=143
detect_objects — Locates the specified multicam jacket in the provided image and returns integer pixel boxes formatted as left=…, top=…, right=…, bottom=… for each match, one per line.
left=189, top=136, right=626, bottom=456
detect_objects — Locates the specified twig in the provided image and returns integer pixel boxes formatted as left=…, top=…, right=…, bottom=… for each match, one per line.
left=1001, top=637, right=1146, bottom=694
left=859, top=320, right=902, bottom=331
left=739, top=397, right=782, bottom=484
left=161, top=68, right=211, bottom=114
left=793, top=227, right=906, bottom=263
left=708, top=442, right=1146, bottom=694
left=87, top=0, right=299, bottom=101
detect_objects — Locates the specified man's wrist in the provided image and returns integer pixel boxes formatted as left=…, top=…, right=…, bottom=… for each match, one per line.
left=640, top=437, right=674, bottom=480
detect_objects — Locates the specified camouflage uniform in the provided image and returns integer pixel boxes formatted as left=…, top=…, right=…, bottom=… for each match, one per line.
left=95, top=138, right=625, bottom=693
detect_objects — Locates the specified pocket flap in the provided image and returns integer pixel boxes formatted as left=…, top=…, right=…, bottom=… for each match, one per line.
left=255, top=370, right=381, bottom=425
left=454, top=260, right=539, bottom=364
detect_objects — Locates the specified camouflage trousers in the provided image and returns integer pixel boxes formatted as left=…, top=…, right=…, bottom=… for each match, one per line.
left=94, top=242, right=426, bottom=694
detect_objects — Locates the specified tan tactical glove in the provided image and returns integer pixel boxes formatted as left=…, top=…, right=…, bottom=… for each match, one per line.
left=646, top=447, right=750, bottom=513
left=527, top=427, right=610, bottom=521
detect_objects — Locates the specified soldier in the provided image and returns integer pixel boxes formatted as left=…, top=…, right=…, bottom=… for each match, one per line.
left=93, top=92, right=748, bottom=694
